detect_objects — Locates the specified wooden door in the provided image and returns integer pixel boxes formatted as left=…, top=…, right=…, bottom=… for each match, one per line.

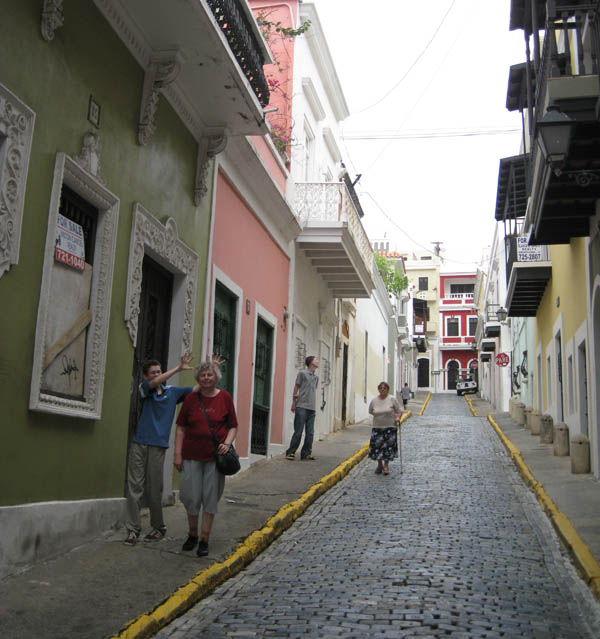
left=251, top=318, right=273, bottom=455
left=213, top=282, right=237, bottom=394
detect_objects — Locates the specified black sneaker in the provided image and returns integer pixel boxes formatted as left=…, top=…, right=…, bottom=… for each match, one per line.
left=124, top=530, right=139, bottom=546
left=197, top=540, right=209, bottom=557
left=285, top=453, right=295, bottom=460
left=143, top=528, right=166, bottom=542
left=301, top=454, right=315, bottom=461
left=182, top=535, right=198, bottom=551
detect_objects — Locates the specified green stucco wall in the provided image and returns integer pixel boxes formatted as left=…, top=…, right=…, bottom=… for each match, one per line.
left=0, top=0, right=212, bottom=504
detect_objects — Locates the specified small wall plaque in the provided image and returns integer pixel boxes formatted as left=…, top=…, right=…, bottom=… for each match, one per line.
left=88, top=95, right=101, bottom=128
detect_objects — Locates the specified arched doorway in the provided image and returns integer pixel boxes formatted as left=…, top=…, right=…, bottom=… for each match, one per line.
left=417, top=358, right=430, bottom=388
left=447, top=360, right=459, bottom=390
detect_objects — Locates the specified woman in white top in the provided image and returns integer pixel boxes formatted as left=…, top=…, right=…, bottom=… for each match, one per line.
left=368, top=381, right=403, bottom=475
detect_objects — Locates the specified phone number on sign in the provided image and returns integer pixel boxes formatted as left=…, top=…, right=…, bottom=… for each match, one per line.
left=55, top=248, right=85, bottom=271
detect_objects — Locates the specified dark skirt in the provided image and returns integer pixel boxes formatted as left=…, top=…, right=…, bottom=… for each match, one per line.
left=368, top=427, right=398, bottom=462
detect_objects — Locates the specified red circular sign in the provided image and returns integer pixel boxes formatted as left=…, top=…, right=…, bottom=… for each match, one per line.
left=470, top=361, right=478, bottom=370
left=495, top=352, right=510, bottom=367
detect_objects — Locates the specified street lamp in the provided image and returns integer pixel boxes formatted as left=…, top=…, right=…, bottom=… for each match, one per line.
left=496, top=307, right=508, bottom=323
left=537, top=106, right=573, bottom=176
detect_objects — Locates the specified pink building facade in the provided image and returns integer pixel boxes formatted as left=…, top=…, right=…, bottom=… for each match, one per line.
left=439, top=273, right=479, bottom=392
left=202, top=2, right=304, bottom=466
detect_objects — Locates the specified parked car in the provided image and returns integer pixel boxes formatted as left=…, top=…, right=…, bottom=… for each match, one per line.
left=456, top=377, right=478, bottom=396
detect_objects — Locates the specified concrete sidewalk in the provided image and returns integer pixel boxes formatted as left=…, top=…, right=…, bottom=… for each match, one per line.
left=469, top=396, right=600, bottom=598
left=0, top=393, right=424, bottom=639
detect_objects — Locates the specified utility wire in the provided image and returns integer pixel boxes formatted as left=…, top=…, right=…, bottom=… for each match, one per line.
left=362, top=191, right=483, bottom=266
left=353, top=0, right=457, bottom=115
left=343, top=126, right=520, bottom=140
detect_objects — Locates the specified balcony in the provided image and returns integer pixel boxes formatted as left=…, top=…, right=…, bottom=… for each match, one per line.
left=505, top=234, right=552, bottom=317
left=414, top=336, right=428, bottom=353
left=483, top=304, right=503, bottom=338
left=94, top=0, right=271, bottom=139
left=294, top=182, right=375, bottom=298
left=440, top=337, right=476, bottom=350
left=414, top=289, right=437, bottom=302
left=480, top=339, right=496, bottom=353
left=513, top=3, right=600, bottom=244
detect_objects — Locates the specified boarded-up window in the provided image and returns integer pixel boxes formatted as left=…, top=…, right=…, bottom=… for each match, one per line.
left=41, top=186, right=98, bottom=400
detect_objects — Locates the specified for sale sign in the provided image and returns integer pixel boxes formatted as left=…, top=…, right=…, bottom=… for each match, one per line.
left=495, top=352, right=510, bottom=367
left=516, top=236, right=543, bottom=262
left=55, top=213, right=85, bottom=271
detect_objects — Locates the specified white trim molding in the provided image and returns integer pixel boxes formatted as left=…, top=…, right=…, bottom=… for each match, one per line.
left=302, top=77, right=325, bottom=121
left=124, top=203, right=199, bottom=355
left=30, top=147, right=119, bottom=419
left=322, top=127, right=342, bottom=163
left=0, top=82, right=36, bottom=279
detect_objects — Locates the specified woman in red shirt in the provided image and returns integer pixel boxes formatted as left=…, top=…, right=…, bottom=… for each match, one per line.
left=174, top=361, right=238, bottom=556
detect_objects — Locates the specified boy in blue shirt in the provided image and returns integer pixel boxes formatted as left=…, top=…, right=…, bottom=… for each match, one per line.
left=124, top=354, right=197, bottom=545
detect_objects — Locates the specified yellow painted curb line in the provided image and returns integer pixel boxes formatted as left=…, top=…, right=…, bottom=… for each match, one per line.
left=111, top=410, right=413, bottom=639
left=418, top=392, right=432, bottom=416
left=487, top=414, right=600, bottom=600
left=464, top=396, right=477, bottom=416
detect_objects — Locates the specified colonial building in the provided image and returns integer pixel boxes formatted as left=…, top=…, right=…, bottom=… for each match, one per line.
left=439, top=272, right=478, bottom=392
left=489, top=0, right=600, bottom=477
left=0, top=0, right=270, bottom=578
left=402, top=250, right=442, bottom=391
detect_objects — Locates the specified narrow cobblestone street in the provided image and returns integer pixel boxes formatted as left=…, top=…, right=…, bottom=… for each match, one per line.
left=157, top=395, right=600, bottom=639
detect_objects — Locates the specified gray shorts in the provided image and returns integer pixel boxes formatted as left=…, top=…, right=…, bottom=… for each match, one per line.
left=180, top=459, right=225, bottom=516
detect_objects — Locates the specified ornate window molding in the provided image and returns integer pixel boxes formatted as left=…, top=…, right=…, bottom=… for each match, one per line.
left=0, top=83, right=36, bottom=279
left=125, top=203, right=199, bottom=355
left=29, top=144, right=119, bottom=419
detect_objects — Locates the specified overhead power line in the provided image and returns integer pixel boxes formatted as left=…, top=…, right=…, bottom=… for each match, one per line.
left=343, top=126, right=520, bottom=141
left=362, top=192, right=482, bottom=267
left=353, top=0, right=457, bottom=115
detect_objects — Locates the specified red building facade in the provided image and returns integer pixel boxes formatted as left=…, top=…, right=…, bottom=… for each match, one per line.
left=439, top=273, right=479, bottom=391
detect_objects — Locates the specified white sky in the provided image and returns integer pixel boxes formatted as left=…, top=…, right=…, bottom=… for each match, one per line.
left=312, top=0, right=525, bottom=271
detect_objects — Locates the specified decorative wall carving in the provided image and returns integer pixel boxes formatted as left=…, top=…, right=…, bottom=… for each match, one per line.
left=41, top=0, right=64, bottom=42
left=125, top=203, right=198, bottom=354
left=138, top=51, right=183, bottom=146
left=0, top=83, right=36, bottom=279
left=74, top=132, right=104, bottom=183
left=195, top=133, right=227, bottom=205
left=29, top=152, right=119, bottom=419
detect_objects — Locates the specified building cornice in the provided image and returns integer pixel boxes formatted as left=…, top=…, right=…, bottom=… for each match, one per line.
left=299, top=3, right=349, bottom=122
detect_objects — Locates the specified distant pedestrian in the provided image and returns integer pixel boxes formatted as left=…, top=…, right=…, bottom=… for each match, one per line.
left=285, top=356, right=319, bottom=461
left=124, top=354, right=196, bottom=546
left=401, top=382, right=412, bottom=409
left=368, top=381, right=403, bottom=475
left=174, top=360, right=238, bottom=557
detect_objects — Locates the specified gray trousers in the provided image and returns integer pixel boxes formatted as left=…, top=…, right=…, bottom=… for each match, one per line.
left=125, top=441, right=166, bottom=533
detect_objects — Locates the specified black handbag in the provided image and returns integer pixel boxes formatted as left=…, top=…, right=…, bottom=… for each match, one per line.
left=199, top=396, right=241, bottom=476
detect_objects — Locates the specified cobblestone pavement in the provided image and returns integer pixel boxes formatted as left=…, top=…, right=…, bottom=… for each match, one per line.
left=157, top=395, right=600, bottom=638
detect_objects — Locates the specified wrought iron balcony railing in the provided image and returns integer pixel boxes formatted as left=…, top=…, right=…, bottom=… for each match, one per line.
left=294, top=181, right=374, bottom=277
left=534, top=4, right=600, bottom=122
left=207, top=0, right=270, bottom=107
